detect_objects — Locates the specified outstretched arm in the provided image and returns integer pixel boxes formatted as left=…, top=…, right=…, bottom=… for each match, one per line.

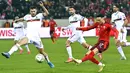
left=77, top=22, right=99, bottom=31
left=14, top=18, right=24, bottom=22
left=39, top=1, right=49, bottom=16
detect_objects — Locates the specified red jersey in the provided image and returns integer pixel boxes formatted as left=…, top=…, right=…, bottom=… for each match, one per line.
left=49, top=20, right=57, bottom=31
left=79, top=22, right=112, bottom=42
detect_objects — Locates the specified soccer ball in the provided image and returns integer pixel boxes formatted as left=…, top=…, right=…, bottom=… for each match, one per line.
left=35, top=54, right=45, bottom=63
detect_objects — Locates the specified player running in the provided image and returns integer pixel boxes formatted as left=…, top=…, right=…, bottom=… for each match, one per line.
left=48, top=17, right=57, bottom=43
left=111, top=5, right=128, bottom=60
left=1, top=1, right=54, bottom=68
left=62, top=7, right=92, bottom=63
left=73, top=16, right=111, bottom=72
left=13, top=16, right=31, bottom=54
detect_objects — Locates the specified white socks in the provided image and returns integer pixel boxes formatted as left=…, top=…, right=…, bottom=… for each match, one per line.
left=17, top=44, right=23, bottom=50
left=98, top=62, right=103, bottom=66
left=66, top=46, right=73, bottom=58
left=125, top=42, right=130, bottom=46
left=8, top=44, right=19, bottom=55
left=117, top=46, right=126, bottom=57
left=88, top=45, right=92, bottom=50
left=44, top=55, right=50, bottom=62
left=24, top=44, right=30, bottom=52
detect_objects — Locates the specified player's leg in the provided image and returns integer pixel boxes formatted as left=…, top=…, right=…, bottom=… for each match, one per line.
left=65, top=40, right=73, bottom=62
left=78, top=36, right=102, bottom=60
left=14, top=30, right=24, bottom=54
left=124, top=42, right=130, bottom=46
left=115, top=34, right=126, bottom=60
left=78, top=36, right=92, bottom=50
left=33, top=40, right=54, bottom=68
left=14, top=40, right=24, bottom=54
left=1, top=37, right=28, bottom=58
left=50, top=30, right=55, bottom=43
left=73, top=41, right=107, bottom=72
left=65, top=34, right=79, bottom=63
left=73, top=48, right=105, bottom=72
left=24, top=44, right=31, bottom=54
left=80, top=40, right=108, bottom=63
left=121, top=29, right=130, bottom=46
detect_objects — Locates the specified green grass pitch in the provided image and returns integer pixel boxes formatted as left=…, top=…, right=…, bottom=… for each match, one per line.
left=0, top=37, right=130, bottom=73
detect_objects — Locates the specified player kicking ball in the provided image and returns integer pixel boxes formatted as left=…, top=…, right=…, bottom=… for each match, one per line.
left=72, top=16, right=112, bottom=72
left=1, top=1, right=54, bottom=68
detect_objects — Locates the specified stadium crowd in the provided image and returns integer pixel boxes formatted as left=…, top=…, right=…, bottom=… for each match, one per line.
left=0, top=0, right=130, bottom=19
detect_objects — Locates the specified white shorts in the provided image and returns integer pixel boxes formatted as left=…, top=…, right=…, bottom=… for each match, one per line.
left=26, top=35, right=44, bottom=49
left=14, top=28, right=25, bottom=41
left=67, top=33, right=86, bottom=44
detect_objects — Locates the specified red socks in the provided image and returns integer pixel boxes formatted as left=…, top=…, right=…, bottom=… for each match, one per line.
left=82, top=51, right=99, bottom=65
left=82, top=51, right=94, bottom=62
left=89, top=57, right=99, bottom=65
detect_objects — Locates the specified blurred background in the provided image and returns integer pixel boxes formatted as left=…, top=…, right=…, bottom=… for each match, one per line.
left=0, top=0, right=130, bottom=27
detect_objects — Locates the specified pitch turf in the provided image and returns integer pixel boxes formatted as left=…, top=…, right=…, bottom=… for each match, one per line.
left=0, top=37, right=130, bottom=73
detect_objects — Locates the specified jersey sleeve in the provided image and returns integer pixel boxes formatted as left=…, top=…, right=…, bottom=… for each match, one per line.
left=64, top=24, right=72, bottom=30
left=23, top=15, right=28, bottom=21
left=78, top=22, right=99, bottom=31
left=38, top=13, right=44, bottom=19
left=121, top=13, right=126, bottom=20
left=77, top=14, right=84, bottom=21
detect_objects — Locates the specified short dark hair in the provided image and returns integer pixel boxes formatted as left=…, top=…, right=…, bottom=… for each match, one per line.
left=30, top=6, right=37, bottom=9
left=97, top=14, right=104, bottom=18
left=113, top=4, right=120, bottom=8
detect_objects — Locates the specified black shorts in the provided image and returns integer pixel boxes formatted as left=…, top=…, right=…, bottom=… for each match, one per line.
left=90, top=40, right=109, bottom=53
left=50, top=30, right=54, bottom=35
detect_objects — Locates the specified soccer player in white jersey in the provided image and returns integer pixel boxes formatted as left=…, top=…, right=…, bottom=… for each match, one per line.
left=62, top=7, right=92, bottom=63
left=13, top=16, right=31, bottom=54
left=1, top=1, right=54, bottom=68
left=111, top=5, right=128, bottom=60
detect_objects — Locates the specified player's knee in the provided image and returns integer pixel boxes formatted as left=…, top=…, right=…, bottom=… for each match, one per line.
left=121, top=42, right=126, bottom=47
left=115, top=40, right=121, bottom=46
left=116, top=42, right=121, bottom=47
left=66, top=41, right=71, bottom=47
left=82, top=42, right=89, bottom=48
left=38, top=48, right=43, bottom=53
left=66, top=43, right=70, bottom=47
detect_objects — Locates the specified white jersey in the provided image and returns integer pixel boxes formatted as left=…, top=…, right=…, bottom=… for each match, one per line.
left=66, top=14, right=87, bottom=44
left=23, top=13, right=44, bottom=41
left=111, top=11, right=126, bottom=31
left=66, top=14, right=85, bottom=35
left=13, top=22, right=25, bottom=41
left=13, top=22, right=24, bottom=28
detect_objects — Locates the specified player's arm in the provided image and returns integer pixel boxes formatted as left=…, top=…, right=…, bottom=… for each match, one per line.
left=77, top=14, right=85, bottom=27
left=76, top=22, right=98, bottom=31
left=122, top=13, right=128, bottom=27
left=14, top=18, right=24, bottom=23
left=39, top=1, right=49, bottom=16
left=123, top=18, right=128, bottom=27
left=62, top=24, right=71, bottom=31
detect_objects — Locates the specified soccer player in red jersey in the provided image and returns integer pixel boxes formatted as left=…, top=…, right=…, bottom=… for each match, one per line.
left=49, top=17, right=57, bottom=43
left=73, top=16, right=112, bottom=72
